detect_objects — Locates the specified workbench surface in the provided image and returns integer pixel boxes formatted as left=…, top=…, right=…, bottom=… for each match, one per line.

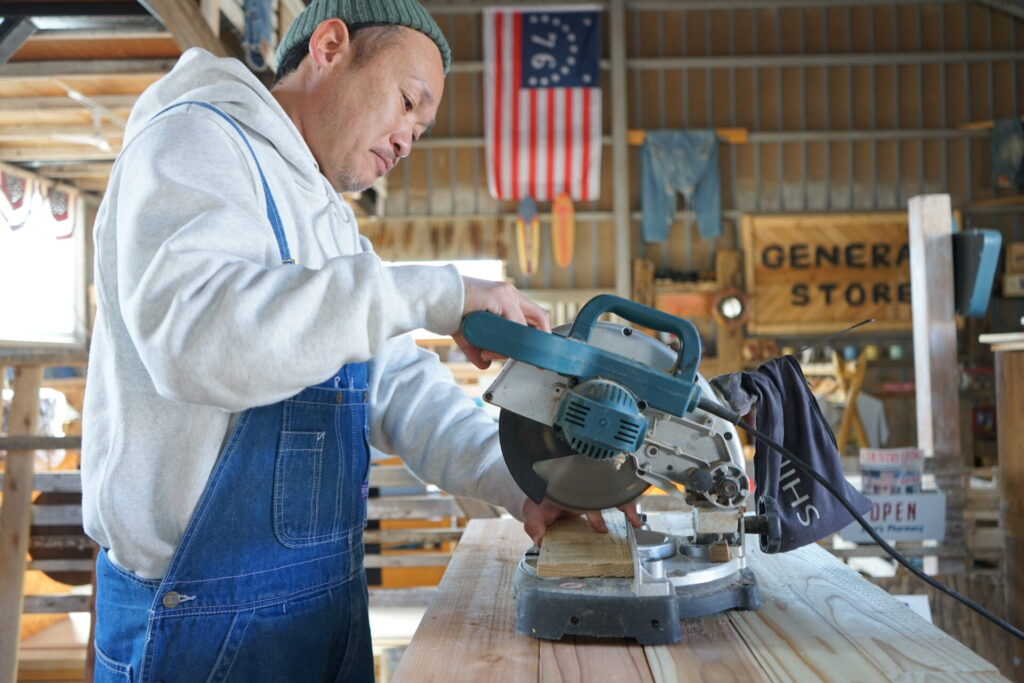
left=392, top=519, right=1006, bottom=682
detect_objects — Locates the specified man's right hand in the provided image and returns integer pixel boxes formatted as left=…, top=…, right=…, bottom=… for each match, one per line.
left=454, top=277, right=550, bottom=369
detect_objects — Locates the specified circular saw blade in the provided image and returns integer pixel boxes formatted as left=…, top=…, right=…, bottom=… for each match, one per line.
left=499, top=410, right=648, bottom=511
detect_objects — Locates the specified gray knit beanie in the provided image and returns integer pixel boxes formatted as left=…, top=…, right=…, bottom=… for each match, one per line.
left=277, top=0, right=451, bottom=74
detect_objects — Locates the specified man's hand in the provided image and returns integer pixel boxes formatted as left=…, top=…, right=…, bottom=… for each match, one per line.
left=453, top=277, right=551, bottom=369
left=522, top=498, right=643, bottom=547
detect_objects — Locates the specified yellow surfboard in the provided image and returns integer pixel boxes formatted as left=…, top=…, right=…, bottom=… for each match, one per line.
left=516, top=197, right=541, bottom=276
left=551, top=192, right=575, bottom=269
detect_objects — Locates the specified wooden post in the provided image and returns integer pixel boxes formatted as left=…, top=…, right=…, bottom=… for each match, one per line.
left=609, top=0, right=630, bottom=299
left=907, top=194, right=964, bottom=573
left=713, top=250, right=745, bottom=376
left=993, top=343, right=1024, bottom=674
left=0, top=364, right=43, bottom=682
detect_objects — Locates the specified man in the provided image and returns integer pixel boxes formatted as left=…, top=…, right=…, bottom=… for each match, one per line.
left=82, top=1, right=636, bottom=681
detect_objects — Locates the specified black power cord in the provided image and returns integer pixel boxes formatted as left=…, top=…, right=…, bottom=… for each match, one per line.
left=696, top=397, right=1024, bottom=641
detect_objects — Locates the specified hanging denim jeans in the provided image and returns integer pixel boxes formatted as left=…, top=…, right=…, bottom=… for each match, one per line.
left=991, top=117, right=1024, bottom=189
left=92, top=102, right=374, bottom=683
left=641, top=130, right=722, bottom=242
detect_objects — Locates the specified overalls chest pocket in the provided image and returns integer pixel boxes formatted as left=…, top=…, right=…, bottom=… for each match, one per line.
left=272, top=364, right=370, bottom=549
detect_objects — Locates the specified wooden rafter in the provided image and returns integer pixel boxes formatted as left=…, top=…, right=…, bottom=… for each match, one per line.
left=0, top=95, right=138, bottom=113
left=139, top=0, right=232, bottom=58
left=0, top=58, right=175, bottom=79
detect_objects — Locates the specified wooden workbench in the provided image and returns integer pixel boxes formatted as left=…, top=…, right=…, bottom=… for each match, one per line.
left=392, top=519, right=1006, bottom=682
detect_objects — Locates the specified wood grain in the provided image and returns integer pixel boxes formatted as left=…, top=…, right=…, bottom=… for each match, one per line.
left=728, top=543, right=1006, bottom=681
left=645, top=618, right=769, bottom=682
left=397, top=520, right=1007, bottom=683
left=540, top=637, right=655, bottom=683
left=391, top=520, right=539, bottom=682
left=537, top=514, right=633, bottom=579
left=994, top=348, right=1024, bottom=675
left=0, top=364, right=43, bottom=683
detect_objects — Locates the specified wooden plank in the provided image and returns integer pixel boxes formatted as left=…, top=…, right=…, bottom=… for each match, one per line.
left=26, top=505, right=81, bottom=526
left=368, top=587, right=437, bottom=609
left=0, top=122, right=124, bottom=140
left=0, top=471, right=81, bottom=493
left=0, top=348, right=87, bottom=366
left=391, top=520, right=539, bottom=682
left=908, top=194, right=964, bottom=574
left=644, top=619, right=769, bottom=682
left=0, top=58, right=176, bottom=80
left=21, top=594, right=91, bottom=614
left=143, top=0, right=229, bottom=57
left=369, top=466, right=426, bottom=489
left=729, top=543, right=1006, bottom=681
left=0, top=436, right=82, bottom=451
left=367, top=496, right=461, bottom=520
left=0, top=365, right=43, bottom=683
left=0, top=95, right=137, bottom=112
left=364, top=553, right=451, bottom=569
left=26, top=559, right=92, bottom=573
left=871, top=572, right=1015, bottom=678
left=363, top=528, right=463, bottom=545
left=994, top=347, right=1024, bottom=671
left=536, top=514, right=633, bottom=579
left=0, top=145, right=119, bottom=162
left=540, top=636, right=655, bottom=682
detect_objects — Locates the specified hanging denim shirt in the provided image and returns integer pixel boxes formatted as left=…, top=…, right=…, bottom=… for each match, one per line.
left=92, top=102, right=374, bottom=683
left=641, top=130, right=723, bottom=243
left=991, top=117, right=1024, bottom=189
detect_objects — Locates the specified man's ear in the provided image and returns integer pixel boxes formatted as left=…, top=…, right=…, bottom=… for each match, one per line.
left=308, top=18, right=353, bottom=71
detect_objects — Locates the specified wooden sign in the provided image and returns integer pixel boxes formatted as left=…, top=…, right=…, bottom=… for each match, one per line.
left=741, top=213, right=915, bottom=334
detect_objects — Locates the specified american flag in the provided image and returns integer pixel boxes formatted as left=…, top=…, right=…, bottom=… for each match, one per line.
left=484, top=6, right=602, bottom=202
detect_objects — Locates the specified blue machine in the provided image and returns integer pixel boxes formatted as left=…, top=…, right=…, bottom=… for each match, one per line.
left=460, top=296, right=769, bottom=645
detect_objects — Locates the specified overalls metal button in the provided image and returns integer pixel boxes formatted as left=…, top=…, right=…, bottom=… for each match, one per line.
left=162, top=591, right=181, bottom=608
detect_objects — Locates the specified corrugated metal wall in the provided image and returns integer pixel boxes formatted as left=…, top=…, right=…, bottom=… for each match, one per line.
left=358, top=0, right=1024, bottom=329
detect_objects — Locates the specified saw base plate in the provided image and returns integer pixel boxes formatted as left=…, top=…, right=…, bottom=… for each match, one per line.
left=512, top=558, right=759, bottom=645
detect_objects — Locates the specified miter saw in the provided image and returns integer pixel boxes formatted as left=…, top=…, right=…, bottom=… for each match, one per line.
left=461, top=295, right=781, bottom=645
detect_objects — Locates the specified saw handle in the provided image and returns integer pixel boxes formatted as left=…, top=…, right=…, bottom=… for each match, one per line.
left=568, top=294, right=702, bottom=382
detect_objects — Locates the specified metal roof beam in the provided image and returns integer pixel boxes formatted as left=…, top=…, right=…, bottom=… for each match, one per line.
left=0, top=3, right=152, bottom=17
left=0, top=17, right=36, bottom=65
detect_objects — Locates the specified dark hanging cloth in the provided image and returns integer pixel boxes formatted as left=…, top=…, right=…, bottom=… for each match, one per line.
left=710, top=355, right=872, bottom=553
left=991, top=117, right=1024, bottom=189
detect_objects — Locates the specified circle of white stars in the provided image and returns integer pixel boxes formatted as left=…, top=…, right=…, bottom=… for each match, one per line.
left=526, top=13, right=593, bottom=85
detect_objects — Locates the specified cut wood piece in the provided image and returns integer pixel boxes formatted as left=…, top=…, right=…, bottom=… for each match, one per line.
left=536, top=513, right=633, bottom=579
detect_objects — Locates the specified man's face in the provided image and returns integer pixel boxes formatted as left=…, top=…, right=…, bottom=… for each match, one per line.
left=305, top=25, right=444, bottom=193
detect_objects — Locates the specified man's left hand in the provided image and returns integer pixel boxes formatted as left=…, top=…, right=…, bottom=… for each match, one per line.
left=522, top=498, right=643, bottom=547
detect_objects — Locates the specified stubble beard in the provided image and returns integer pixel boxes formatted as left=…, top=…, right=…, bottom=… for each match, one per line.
left=334, top=168, right=371, bottom=194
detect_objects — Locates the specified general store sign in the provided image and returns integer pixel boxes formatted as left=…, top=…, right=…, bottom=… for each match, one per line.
left=740, top=213, right=915, bottom=334
left=839, top=491, right=946, bottom=543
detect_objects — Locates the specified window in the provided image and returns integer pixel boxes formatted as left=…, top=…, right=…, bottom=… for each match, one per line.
left=0, top=176, right=87, bottom=347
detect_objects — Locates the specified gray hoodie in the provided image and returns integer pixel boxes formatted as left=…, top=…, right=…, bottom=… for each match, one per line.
left=82, top=49, right=525, bottom=579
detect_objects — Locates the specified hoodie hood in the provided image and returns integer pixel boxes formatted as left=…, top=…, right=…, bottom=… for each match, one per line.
left=125, top=48, right=322, bottom=189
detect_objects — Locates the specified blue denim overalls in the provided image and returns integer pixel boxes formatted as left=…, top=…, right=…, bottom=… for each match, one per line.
left=93, top=102, right=374, bottom=683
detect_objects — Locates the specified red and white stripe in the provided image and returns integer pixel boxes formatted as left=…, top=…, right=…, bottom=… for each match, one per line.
left=484, top=8, right=602, bottom=202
